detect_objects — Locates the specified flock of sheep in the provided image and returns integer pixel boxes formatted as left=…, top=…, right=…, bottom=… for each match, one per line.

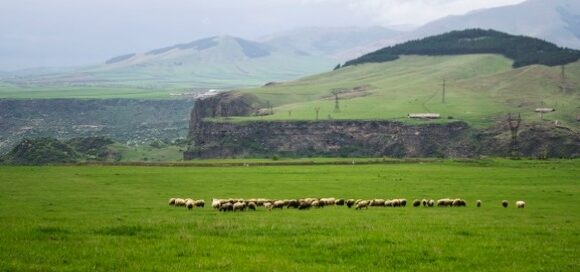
left=168, top=197, right=526, bottom=211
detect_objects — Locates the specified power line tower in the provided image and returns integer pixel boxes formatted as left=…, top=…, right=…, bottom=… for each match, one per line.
left=442, top=78, right=446, bottom=104
left=507, top=113, right=522, bottom=157
left=560, top=65, right=567, bottom=92
left=314, top=107, right=320, bottom=121
left=331, top=90, right=340, bottom=113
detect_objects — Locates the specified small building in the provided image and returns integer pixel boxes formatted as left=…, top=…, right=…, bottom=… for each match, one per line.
left=408, top=113, right=441, bottom=119
left=535, top=108, right=556, bottom=113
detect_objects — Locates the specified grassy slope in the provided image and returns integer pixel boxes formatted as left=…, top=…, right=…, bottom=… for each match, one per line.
left=0, top=160, right=578, bottom=271
left=0, top=54, right=335, bottom=99
left=238, top=54, right=580, bottom=128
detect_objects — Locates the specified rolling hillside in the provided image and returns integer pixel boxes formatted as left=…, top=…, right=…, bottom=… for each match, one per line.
left=236, top=54, right=579, bottom=128
left=0, top=36, right=336, bottom=99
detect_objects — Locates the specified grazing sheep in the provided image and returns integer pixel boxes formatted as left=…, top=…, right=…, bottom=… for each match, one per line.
left=400, top=199, right=407, bottom=207
left=299, top=201, right=312, bottom=210
left=247, top=202, right=257, bottom=211
left=264, top=202, right=273, bottom=211
left=437, top=198, right=452, bottom=207
left=516, top=201, right=525, bottom=208
left=412, top=199, right=421, bottom=207
left=311, top=200, right=321, bottom=208
left=476, top=200, right=481, bottom=208
left=452, top=199, right=466, bottom=207
left=194, top=200, right=205, bottom=208
left=273, top=200, right=285, bottom=209
left=428, top=200, right=435, bottom=207
left=355, top=200, right=369, bottom=210
left=186, top=199, right=194, bottom=210
left=169, top=198, right=176, bottom=206
left=174, top=198, right=186, bottom=207
left=392, top=199, right=401, bottom=207
left=502, top=200, right=509, bottom=208
left=219, top=203, right=233, bottom=212
left=346, top=199, right=355, bottom=208
left=336, top=199, right=345, bottom=206
left=370, top=199, right=386, bottom=207
left=233, top=202, right=246, bottom=212
left=212, top=199, right=221, bottom=209
left=287, top=199, right=300, bottom=209
left=385, top=200, right=393, bottom=207
left=421, top=199, right=428, bottom=207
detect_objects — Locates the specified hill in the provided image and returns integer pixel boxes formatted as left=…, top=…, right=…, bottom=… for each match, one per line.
left=235, top=52, right=579, bottom=129
left=409, top=0, right=580, bottom=50
left=343, top=29, right=580, bottom=68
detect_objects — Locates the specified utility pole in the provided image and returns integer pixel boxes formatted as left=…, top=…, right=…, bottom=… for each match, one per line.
left=442, top=78, right=446, bottom=104
left=560, top=65, right=567, bottom=92
left=331, top=90, right=340, bottom=113
left=315, top=107, right=320, bottom=121
left=507, top=113, right=522, bottom=157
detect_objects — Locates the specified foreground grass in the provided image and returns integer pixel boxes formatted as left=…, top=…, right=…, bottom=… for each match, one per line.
left=0, top=160, right=578, bottom=271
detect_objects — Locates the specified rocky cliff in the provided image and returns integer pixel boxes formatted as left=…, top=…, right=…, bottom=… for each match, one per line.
left=186, top=91, right=580, bottom=159
left=185, top=120, right=475, bottom=159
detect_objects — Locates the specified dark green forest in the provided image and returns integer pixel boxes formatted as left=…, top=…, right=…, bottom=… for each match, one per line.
left=343, top=29, right=580, bottom=68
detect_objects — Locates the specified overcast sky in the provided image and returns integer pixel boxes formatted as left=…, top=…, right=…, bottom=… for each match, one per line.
left=0, top=0, right=527, bottom=70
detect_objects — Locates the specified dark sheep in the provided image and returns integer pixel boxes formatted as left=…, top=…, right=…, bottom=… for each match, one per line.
left=412, top=199, right=421, bottom=207
left=502, top=200, right=509, bottom=208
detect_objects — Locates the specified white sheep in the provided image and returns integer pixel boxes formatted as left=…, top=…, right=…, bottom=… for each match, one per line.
left=516, top=201, right=525, bottom=208
left=168, top=198, right=176, bottom=206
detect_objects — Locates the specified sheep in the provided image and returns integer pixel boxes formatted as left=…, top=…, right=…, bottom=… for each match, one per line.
left=311, top=200, right=321, bottom=208
left=194, top=200, right=205, bottom=208
left=412, top=199, right=421, bottom=207
left=391, top=199, right=401, bottom=207
left=185, top=199, right=194, bottom=210
left=476, top=200, right=481, bottom=208
left=298, top=201, right=312, bottom=210
left=212, top=199, right=221, bottom=209
left=502, top=200, right=509, bottom=208
left=516, top=201, right=525, bottom=208
left=421, top=199, right=428, bottom=207
left=336, top=199, right=345, bottom=206
left=287, top=199, right=300, bottom=209
left=219, top=203, right=233, bottom=212
left=273, top=200, right=285, bottom=209
left=355, top=200, right=369, bottom=210
left=168, top=198, right=176, bottom=206
left=264, top=202, right=273, bottom=211
left=437, top=198, right=452, bottom=207
left=233, top=202, right=246, bottom=212
left=174, top=198, right=186, bottom=207
left=385, top=200, right=393, bottom=207
left=400, top=199, right=407, bottom=207
left=346, top=199, right=355, bottom=208
left=370, top=199, right=385, bottom=207
left=452, top=199, right=466, bottom=207
left=247, top=202, right=257, bottom=211
left=428, top=200, right=434, bottom=207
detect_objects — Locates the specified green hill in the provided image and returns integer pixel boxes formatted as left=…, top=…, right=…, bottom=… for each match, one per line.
left=343, top=29, right=580, bottom=68
left=236, top=53, right=580, bottom=128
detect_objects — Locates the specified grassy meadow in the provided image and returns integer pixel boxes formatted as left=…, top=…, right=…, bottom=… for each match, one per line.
left=239, top=55, right=580, bottom=129
left=0, top=159, right=578, bottom=271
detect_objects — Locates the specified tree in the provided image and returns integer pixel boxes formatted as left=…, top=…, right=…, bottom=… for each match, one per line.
left=333, top=63, right=342, bottom=71
left=315, top=107, right=321, bottom=121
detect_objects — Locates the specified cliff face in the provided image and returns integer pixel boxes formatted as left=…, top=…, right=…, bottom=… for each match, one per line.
left=185, top=120, right=475, bottom=158
left=186, top=91, right=580, bottom=159
left=188, top=91, right=263, bottom=137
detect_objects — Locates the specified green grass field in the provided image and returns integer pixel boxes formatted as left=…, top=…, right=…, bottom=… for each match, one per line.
left=238, top=55, right=580, bottom=128
left=0, top=159, right=578, bottom=271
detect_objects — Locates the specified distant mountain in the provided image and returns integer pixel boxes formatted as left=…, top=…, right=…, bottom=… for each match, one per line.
left=409, top=0, right=580, bottom=49
left=103, top=36, right=276, bottom=67
left=343, top=29, right=580, bottom=68
left=260, top=26, right=401, bottom=60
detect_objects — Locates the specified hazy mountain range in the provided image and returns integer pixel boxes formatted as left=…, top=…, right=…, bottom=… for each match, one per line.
left=2, top=0, right=579, bottom=91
